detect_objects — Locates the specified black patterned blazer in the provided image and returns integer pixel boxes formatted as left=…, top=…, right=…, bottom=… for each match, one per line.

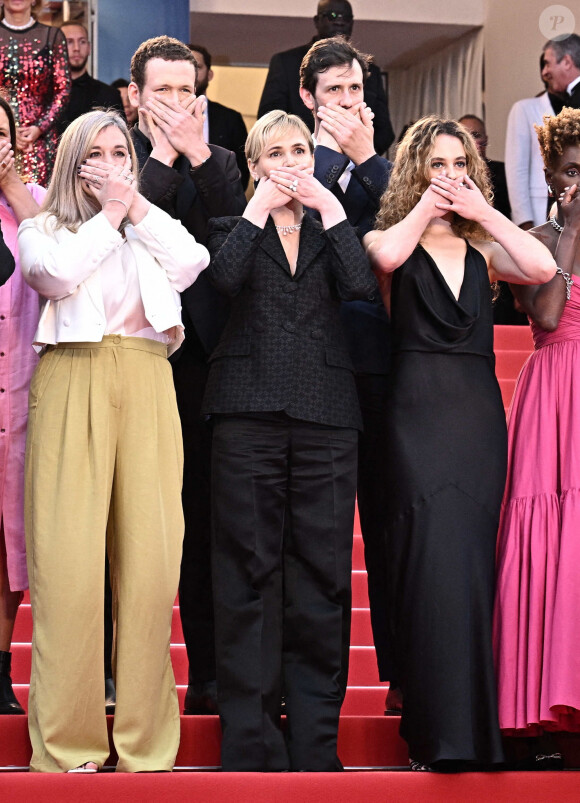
left=201, top=214, right=377, bottom=430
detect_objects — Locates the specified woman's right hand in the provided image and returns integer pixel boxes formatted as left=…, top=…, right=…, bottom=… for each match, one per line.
left=559, top=184, right=580, bottom=232
left=78, top=156, right=136, bottom=224
left=416, top=180, right=450, bottom=220
left=0, top=140, right=17, bottom=186
left=252, top=175, right=291, bottom=212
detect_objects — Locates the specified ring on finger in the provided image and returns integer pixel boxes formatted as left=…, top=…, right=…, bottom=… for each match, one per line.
left=290, top=179, right=298, bottom=192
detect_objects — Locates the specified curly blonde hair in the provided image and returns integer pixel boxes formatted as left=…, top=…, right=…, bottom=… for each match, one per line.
left=376, top=116, right=493, bottom=241
left=535, top=106, right=580, bottom=169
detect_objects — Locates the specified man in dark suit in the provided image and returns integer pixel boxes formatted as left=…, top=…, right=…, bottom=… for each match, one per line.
left=258, top=0, right=394, bottom=155
left=458, top=115, right=511, bottom=219
left=188, top=44, right=249, bottom=189
left=57, top=22, right=124, bottom=134
left=128, top=35, right=247, bottom=716
left=299, top=37, right=399, bottom=707
left=542, top=33, right=580, bottom=108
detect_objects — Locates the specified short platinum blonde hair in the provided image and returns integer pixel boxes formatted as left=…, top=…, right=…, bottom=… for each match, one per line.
left=42, top=109, right=138, bottom=232
left=245, top=110, right=314, bottom=165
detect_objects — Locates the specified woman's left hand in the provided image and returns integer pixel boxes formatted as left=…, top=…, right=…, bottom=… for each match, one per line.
left=270, top=166, right=346, bottom=228
left=78, top=155, right=136, bottom=211
left=430, top=174, right=490, bottom=221
left=270, top=166, right=340, bottom=211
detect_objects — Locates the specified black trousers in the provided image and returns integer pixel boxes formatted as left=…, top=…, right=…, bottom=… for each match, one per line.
left=355, top=373, right=398, bottom=685
left=172, top=345, right=215, bottom=684
left=211, top=414, right=358, bottom=771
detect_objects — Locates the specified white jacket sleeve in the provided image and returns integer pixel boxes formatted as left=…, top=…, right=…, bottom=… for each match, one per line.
left=19, top=213, right=123, bottom=300
left=505, top=100, right=535, bottom=227
left=130, top=204, right=210, bottom=293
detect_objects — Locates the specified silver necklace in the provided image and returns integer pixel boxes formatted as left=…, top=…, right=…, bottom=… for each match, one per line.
left=275, top=222, right=302, bottom=236
left=549, top=215, right=564, bottom=233
left=2, top=17, right=35, bottom=30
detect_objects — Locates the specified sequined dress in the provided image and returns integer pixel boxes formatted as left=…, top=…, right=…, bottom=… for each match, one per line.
left=0, top=20, right=70, bottom=186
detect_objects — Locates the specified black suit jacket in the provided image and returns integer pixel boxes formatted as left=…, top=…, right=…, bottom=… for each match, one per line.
left=312, top=145, right=392, bottom=375
left=202, top=215, right=377, bottom=430
left=207, top=99, right=249, bottom=190
left=130, top=126, right=247, bottom=355
left=57, top=73, right=123, bottom=134
left=258, top=41, right=394, bottom=155
left=568, top=81, right=580, bottom=108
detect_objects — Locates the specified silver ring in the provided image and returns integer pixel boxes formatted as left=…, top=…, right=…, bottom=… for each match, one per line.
left=290, top=180, right=298, bottom=192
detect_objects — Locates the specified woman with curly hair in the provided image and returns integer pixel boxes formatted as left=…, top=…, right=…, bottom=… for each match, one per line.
left=494, top=107, right=580, bottom=768
left=364, top=116, right=556, bottom=771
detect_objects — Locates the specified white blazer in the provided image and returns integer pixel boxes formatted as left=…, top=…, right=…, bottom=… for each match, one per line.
left=18, top=204, right=209, bottom=355
left=504, top=92, right=553, bottom=227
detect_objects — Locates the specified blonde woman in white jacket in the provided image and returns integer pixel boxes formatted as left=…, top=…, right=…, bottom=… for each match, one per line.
left=18, top=110, right=209, bottom=774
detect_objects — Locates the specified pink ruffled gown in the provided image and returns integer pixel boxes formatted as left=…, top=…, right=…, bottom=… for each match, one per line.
left=494, top=281, right=580, bottom=734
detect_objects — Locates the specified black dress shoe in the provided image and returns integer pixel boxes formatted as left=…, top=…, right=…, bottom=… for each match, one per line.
left=183, top=680, right=218, bottom=715
left=105, top=676, right=116, bottom=715
left=0, top=650, right=25, bottom=714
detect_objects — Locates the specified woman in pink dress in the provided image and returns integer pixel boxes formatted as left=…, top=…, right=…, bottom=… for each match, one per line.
left=0, top=94, right=45, bottom=714
left=494, top=106, right=580, bottom=767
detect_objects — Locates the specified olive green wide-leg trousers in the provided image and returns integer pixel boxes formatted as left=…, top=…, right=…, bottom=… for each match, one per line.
left=25, top=336, right=184, bottom=772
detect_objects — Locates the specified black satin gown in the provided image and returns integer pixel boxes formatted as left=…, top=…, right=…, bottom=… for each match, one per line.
left=385, top=242, right=506, bottom=767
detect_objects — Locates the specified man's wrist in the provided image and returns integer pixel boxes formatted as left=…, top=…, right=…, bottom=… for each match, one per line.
left=150, top=146, right=178, bottom=167
left=187, top=144, right=212, bottom=168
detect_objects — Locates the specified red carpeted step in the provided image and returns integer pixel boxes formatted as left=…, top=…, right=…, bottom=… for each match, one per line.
left=494, top=348, right=532, bottom=378
left=0, top=714, right=407, bottom=769
left=352, top=533, right=365, bottom=570
left=350, top=608, right=374, bottom=646
left=2, top=769, right=580, bottom=803
left=351, top=570, right=369, bottom=607
left=10, top=643, right=381, bottom=687
left=493, top=323, right=533, bottom=351
left=14, top=603, right=374, bottom=651
left=11, top=682, right=389, bottom=718
left=499, top=378, right=517, bottom=411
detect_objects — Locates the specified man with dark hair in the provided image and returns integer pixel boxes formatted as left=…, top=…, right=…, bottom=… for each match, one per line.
left=258, top=0, right=393, bottom=154
left=57, top=21, right=123, bottom=134
left=542, top=33, right=580, bottom=107
left=111, top=78, right=138, bottom=126
left=128, top=35, right=246, bottom=716
left=188, top=44, right=249, bottom=188
left=298, top=36, right=398, bottom=708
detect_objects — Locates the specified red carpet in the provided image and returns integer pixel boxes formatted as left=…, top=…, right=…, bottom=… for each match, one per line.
left=1, top=770, right=579, bottom=803
left=5, top=326, right=579, bottom=798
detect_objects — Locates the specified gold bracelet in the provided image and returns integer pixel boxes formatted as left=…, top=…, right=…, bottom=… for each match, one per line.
left=104, top=198, right=129, bottom=216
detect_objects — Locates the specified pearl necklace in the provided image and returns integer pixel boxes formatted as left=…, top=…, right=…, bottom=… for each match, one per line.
left=2, top=17, right=35, bottom=31
left=275, top=222, right=302, bottom=236
left=549, top=215, right=564, bottom=233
